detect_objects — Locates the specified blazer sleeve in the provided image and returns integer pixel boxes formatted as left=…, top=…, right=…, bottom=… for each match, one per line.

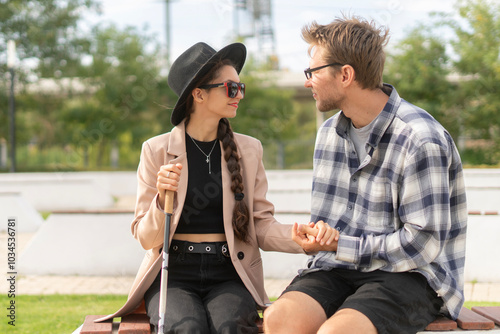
left=249, top=139, right=304, bottom=254
left=131, top=140, right=168, bottom=250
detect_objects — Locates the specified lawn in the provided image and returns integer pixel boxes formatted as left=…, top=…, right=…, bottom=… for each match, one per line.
left=464, top=301, right=500, bottom=308
left=0, top=294, right=127, bottom=334
left=0, top=294, right=498, bottom=334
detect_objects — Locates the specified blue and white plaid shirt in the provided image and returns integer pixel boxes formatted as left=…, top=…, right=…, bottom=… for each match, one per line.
left=302, top=84, right=467, bottom=319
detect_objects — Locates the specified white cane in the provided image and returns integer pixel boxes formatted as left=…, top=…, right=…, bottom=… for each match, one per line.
left=158, top=190, right=174, bottom=333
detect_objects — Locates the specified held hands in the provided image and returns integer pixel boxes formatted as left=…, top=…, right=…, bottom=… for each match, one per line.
left=157, top=163, right=183, bottom=210
left=292, top=221, right=339, bottom=254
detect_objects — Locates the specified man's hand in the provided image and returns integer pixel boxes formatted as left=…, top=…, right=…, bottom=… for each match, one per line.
left=292, top=221, right=339, bottom=254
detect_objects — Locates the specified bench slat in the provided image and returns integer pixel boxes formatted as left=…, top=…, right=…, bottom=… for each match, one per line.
left=80, top=315, right=113, bottom=334
left=472, top=306, right=500, bottom=326
left=118, top=314, right=151, bottom=334
left=424, top=315, right=457, bottom=331
left=256, top=317, right=264, bottom=333
left=457, top=307, right=495, bottom=330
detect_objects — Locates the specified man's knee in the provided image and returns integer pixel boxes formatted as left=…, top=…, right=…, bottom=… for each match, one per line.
left=317, top=308, right=377, bottom=334
left=264, top=292, right=326, bottom=333
left=262, top=299, right=285, bottom=330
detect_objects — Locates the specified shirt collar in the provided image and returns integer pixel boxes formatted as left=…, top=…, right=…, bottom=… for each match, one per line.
left=335, top=83, right=401, bottom=150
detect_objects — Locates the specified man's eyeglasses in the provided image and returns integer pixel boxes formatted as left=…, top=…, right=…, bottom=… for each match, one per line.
left=304, top=63, right=344, bottom=80
left=199, top=82, right=246, bottom=98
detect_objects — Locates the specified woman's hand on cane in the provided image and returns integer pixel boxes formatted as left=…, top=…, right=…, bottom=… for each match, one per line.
left=157, top=163, right=183, bottom=210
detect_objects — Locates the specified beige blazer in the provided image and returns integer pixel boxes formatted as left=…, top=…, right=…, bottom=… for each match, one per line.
left=97, top=121, right=303, bottom=322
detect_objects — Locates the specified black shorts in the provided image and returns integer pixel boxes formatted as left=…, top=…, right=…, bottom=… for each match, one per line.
left=281, top=268, right=443, bottom=334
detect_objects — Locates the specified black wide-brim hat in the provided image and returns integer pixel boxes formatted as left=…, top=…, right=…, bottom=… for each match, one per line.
left=167, top=42, right=247, bottom=126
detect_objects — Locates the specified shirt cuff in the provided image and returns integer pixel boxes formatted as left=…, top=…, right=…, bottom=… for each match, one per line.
left=336, top=235, right=374, bottom=268
left=335, top=235, right=360, bottom=264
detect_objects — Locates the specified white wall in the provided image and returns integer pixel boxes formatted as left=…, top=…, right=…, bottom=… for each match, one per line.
left=4, top=169, right=500, bottom=281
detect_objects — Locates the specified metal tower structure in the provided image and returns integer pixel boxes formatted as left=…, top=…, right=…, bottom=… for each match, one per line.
left=234, top=0, right=278, bottom=68
left=164, top=0, right=278, bottom=71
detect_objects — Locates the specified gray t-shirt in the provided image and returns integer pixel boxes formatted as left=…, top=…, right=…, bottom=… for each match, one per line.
left=349, top=118, right=376, bottom=163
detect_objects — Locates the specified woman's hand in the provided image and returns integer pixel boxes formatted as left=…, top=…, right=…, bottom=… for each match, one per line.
left=156, top=163, right=183, bottom=210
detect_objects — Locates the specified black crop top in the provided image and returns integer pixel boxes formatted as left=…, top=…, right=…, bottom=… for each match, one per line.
left=176, top=133, right=225, bottom=234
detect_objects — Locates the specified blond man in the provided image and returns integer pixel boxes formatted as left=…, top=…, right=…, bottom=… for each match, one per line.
left=264, top=16, right=467, bottom=334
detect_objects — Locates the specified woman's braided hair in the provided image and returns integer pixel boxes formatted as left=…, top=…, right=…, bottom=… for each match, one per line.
left=184, top=58, right=250, bottom=242
left=217, top=117, right=250, bottom=242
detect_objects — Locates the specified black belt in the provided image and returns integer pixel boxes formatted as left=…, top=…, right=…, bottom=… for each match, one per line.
left=170, top=240, right=230, bottom=258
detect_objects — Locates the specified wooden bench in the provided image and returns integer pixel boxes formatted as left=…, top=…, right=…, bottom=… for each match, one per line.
left=80, top=302, right=151, bottom=334
left=80, top=306, right=500, bottom=333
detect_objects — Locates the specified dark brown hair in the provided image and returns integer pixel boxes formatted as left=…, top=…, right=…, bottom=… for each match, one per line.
left=185, top=59, right=250, bottom=242
left=302, top=15, right=390, bottom=90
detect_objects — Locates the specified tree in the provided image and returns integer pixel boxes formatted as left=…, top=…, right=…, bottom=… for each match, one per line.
left=235, top=72, right=294, bottom=144
left=384, top=25, right=459, bottom=139
left=59, top=24, right=166, bottom=168
left=0, top=0, right=101, bottom=78
left=0, top=0, right=102, bottom=170
left=447, top=0, right=500, bottom=163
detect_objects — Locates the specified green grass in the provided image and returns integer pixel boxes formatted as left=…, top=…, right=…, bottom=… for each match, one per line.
left=0, top=294, right=498, bottom=333
left=464, top=301, right=500, bottom=308
left=0, top=294, right=127, bottom=334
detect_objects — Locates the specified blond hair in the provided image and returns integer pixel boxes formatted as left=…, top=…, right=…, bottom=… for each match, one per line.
left=302, top=15, right=390, bottom=90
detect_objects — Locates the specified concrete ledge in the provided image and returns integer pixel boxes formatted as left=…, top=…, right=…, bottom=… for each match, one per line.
left=0, top=192, right=44, bottom=233
left=18, top=212, right=144, bottom=276
left=465, top=215, right=500, bottom=282
left=14, top=211, right=500, bottom=282
left=0, top=173, right=115, bottom=211
left=3, top=169, right=500, bottom=283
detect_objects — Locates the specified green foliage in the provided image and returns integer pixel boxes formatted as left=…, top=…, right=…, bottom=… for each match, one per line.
left=0, top=0, right=101, bottom=79
left=384, top=0, right=500, bottom=165
left=3, top=0, right=500, bottom=170
left=446, top=0, right=500, bottom=164
left=236, top=71, right=294, bottom=144
left=384, top=25, right=459, bottom=139
left=236, top=57, right=317, bottom=169
left=58, top=24, right=166, bottom=168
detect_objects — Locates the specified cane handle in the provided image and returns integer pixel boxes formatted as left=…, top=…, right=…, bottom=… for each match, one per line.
left=164, top=190, right=174, bottom=215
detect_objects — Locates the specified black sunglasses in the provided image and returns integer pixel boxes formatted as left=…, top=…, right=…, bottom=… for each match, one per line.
left=199, top=82, right=246, bottom=98
left=304, top=62, right=344, bottom=79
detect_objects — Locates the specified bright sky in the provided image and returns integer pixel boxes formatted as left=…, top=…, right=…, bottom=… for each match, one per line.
left=84, top=0, right=458, bottom=73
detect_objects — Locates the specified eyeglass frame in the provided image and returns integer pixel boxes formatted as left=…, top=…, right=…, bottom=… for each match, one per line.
left=198, top=81, right=246, bottom=98
left=304, top=62, right=345, bottom=80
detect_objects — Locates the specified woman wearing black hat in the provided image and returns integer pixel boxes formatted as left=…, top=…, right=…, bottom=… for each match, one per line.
left=96, top=42, right=307, bottom=333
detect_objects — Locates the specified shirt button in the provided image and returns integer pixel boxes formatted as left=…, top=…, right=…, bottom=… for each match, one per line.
left=237, top=252, right=245, bottom=260
left=348, top=205, right=353, bottom=210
